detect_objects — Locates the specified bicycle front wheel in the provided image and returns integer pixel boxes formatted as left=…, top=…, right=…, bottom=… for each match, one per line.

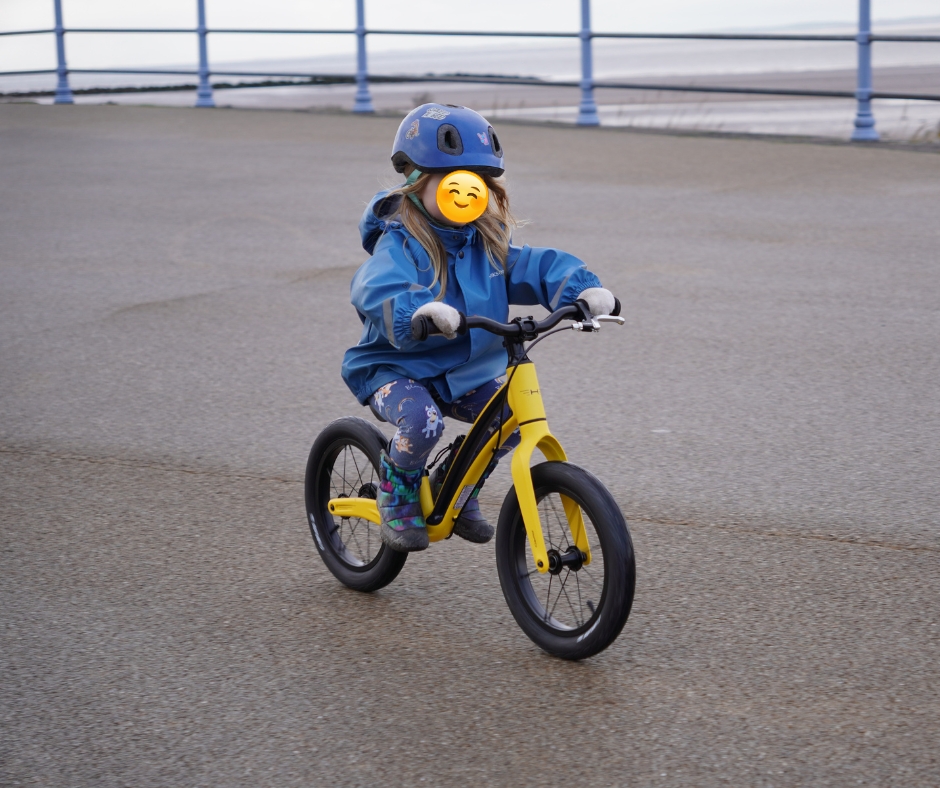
left=305, top=417, right=406, bottom=592
left=496, top=461, right=636, bottom=660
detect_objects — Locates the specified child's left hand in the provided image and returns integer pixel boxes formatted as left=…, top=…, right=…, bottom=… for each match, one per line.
left=413, top=302, right=463, bottom=339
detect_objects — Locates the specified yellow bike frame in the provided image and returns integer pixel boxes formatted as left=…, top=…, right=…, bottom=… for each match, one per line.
left=327, top=360, right=591, bottom=573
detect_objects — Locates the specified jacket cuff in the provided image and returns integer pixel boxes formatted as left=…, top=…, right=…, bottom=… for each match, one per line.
left=564, top=273, right=603, bottom=305
left=393, top=307, right=418, bottom=349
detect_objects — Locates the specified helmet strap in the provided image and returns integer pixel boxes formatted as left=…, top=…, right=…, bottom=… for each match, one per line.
left=405, top=169, right=433, bottom=220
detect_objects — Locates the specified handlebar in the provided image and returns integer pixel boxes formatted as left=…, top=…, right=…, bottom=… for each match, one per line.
left=411, top=297, right=621, bottom=342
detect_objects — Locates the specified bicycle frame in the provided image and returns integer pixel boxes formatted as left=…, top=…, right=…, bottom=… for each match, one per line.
left=327, top=358, right=591, bottom=574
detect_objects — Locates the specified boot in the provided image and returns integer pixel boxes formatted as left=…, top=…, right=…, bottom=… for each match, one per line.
left=432, top=461, right=495, bottom=544
left=452, top=489, right=495, bottom=544
left=377, top=452, right=429, bottom=552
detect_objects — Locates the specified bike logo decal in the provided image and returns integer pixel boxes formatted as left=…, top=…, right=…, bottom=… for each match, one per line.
left=522, top=388, right=540, bottom=395
left=453, top=485, right=475, bottom=510
left=309, top=512, right=325, bottom=551
left=422, top=107, right=450, bottom=120
left=576, top=617, right=601, bottom=643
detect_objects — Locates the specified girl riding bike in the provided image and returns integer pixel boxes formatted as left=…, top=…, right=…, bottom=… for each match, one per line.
left=341, top=103, right=616, bottom=553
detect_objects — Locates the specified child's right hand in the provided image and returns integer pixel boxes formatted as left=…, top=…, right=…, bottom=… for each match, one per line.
left=577, top=287, right=617, bottom=316
left=412, top=302, right=462, bottom=340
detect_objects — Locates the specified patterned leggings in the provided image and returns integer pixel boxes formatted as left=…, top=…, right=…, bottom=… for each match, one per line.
left=370, top=377, right=521, bottom=470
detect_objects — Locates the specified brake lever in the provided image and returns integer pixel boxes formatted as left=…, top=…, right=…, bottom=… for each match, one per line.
left=570, top=315, right=625, bottom=332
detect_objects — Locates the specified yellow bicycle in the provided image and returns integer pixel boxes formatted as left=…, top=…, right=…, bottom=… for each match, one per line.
left=305, top=301, right=636, bottom=659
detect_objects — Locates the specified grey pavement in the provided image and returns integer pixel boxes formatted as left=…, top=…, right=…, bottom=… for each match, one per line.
left=1, top=104, right=939, bottom=786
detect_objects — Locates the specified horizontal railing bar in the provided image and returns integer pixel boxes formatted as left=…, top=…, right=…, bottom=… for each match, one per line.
left=2, top=27, right=937, bottom=42
left=0, top=29, right=55, bottom=37
left=871, top=34, right=940, bottom=42
left=0, top=69, right=58, bottom=76
left=370, top=74, right=861, bottom=96
left=592, top=32, right=856, bottom=41
left=69, top=68, right=200, bottom=75
left=205, top=70, right=349, bottom=79
left=7, top=70, right=939, bottom=103
left=593, top=81, right=855, bottom=97
left=365, top=29, right=578, bottom=38
left=42, top=69, right=940, bottom=102
left=0, top=77, right=357, bottom=98
left=873, top=91, right=940, bottom=100
left=208, top=28, right=354, bottom=35
left=595, top=80, right=940, bottom=101
left=63, top=28, right=197, bottom=34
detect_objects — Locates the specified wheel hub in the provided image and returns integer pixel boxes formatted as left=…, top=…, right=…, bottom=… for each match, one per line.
left=547, top=545, right=586, bottom=574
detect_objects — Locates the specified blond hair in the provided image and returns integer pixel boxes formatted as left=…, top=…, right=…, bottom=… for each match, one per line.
left=388, top=172, right=517, bottom=300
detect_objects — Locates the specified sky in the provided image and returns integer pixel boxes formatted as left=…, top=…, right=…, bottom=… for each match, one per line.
left=2, top=0, right=939, bottom=72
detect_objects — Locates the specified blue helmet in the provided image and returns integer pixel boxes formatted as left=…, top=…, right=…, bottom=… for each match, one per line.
left=391, top=103, right=504, bottom=177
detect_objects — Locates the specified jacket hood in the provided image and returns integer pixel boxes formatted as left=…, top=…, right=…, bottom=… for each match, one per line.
left=359, top=188, right=403, bottom=255
left=360, top=187, right=480, bottom=256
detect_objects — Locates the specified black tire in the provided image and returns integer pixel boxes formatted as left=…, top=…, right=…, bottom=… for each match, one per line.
left=496, top=462, right=636, bottom=660
left=305, top=417, right=407, bottom=592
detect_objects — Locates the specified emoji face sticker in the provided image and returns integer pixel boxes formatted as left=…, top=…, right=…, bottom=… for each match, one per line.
left=436, top=170, right=489, bottom=224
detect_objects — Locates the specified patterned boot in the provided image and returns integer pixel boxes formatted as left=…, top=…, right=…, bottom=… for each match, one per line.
left=377, top=452, right=429, bottom=552
left=433, top=461, right=495, bottom=544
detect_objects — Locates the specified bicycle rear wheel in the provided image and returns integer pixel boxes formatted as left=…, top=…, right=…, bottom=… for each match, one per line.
left=496, top=461, right=635, bottom=660
left=305, top=417, right=406, bottom=592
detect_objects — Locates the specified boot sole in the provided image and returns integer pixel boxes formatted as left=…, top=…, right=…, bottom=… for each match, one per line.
left=380, top=525, right=430, bottom=553
left=452, top=518, right=495, bottom=544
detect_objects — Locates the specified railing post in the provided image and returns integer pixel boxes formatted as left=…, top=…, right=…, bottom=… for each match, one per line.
left=195, top=0, right=215, bottom=107
left=576, top=0, right=599, bottom=126
left=53, top=0, right=73, bottom=104
left=353, top=0, right=375, bottom=113
left=851, top=0, right=878, bottom=141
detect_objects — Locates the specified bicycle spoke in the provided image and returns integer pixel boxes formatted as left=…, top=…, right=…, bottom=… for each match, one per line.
left=540, top=497, right=557, bottom=550
left=546, top=494, right=571, bottom=551
left=575, top=570, right=584, bottom=624
left=548, top=569, right=579, bottom=627
left=347, top=521, right=367, bottom=562
left=544, top=573, right=554, bottom=622
left=349, top=449, right=366, bottom=492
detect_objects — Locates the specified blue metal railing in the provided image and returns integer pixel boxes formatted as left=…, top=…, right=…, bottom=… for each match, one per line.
left=2, top=0, right=939, bottom=141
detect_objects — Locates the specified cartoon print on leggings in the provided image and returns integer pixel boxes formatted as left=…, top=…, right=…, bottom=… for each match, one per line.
left=373, top=382, right=396, bottom=416
left=423, top=406, right=441, bottom=438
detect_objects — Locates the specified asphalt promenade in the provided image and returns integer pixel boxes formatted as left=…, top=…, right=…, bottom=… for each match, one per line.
left=1, top=104, right=938, bottom=786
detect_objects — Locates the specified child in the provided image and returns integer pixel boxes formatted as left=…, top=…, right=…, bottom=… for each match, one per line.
left=342, top=104, right=615, bottom=553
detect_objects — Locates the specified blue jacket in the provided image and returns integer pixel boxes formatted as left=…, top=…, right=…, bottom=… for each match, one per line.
left=341, top=190, right=603, bottom=404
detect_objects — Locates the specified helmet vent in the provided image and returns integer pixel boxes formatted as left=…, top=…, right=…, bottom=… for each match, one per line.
left=488, top=127, right=502, bottom=156
left=437, top=124, right=464, bottom=156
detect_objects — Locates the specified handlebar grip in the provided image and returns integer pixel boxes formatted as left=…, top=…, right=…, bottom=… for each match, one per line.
left=575, top=296, right=622, bottom=319
left=411, top=314, right=437, bottom=341
left=411, top=312, right=468, bottom=341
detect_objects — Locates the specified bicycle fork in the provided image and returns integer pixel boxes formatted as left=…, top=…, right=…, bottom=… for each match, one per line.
left=504, top=362, right=593, bottom=573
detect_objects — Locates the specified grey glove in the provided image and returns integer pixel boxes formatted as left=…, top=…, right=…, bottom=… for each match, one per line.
left=578, top=287, right=616, bottom=316
left=413, top=301, right=462, bottom=339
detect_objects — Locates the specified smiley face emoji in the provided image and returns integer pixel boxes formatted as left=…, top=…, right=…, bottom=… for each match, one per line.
left=436, top=170, right=489, bottom=224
